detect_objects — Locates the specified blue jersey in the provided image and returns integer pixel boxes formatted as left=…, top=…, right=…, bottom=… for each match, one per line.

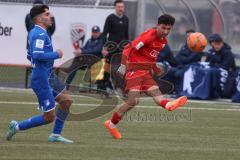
left=27, top=25, right=59, bottom=89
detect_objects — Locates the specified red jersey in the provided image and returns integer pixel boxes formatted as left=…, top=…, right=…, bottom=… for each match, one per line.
left=122, top=28, right=167, bottom=67
left=122, top=29, right=167, bottom=92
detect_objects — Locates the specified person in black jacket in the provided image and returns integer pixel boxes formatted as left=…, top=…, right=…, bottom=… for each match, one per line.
left=206, top=33, right=236, bottom=71
left=102, top=0, right=129, bottom=95
left=102, top=0, right=129, bottom=46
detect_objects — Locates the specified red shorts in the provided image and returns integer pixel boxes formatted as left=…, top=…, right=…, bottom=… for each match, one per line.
left=124, top=70, right=157, bottom=92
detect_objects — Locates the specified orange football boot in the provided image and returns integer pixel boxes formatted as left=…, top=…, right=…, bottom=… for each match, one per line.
left=166, top=96, right=188, bottom=111
left=104, top=120, right=122, bottom=139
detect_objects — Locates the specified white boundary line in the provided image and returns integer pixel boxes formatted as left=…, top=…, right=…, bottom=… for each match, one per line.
left=1, top=101, right=240, bottom=112
left=1, top=87, right=240, bottom=106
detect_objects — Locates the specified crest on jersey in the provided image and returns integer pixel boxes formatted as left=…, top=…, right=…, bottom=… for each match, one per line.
left=150, top=50, right=158, bottom=58
left=35, top=39, right=44, bottom=49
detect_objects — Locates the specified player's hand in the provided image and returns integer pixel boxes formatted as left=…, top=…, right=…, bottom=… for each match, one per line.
left=155, top=61, right=171, bottom=76
left=74, top=48, right=82, bottom=56
left=102, top=47, right=109, bottom=57
left=56, top=49, right=63, bottom=58
left=117, top=64, right=126, bottom=78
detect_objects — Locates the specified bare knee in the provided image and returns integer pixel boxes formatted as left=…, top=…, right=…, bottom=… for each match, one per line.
left=59, top=99, right=73, bottom=112
left=56, top=93, right=73, bottom=112
left=126, top=98, right=139, bottom=107
left=44, top=111, right=56, bottom=123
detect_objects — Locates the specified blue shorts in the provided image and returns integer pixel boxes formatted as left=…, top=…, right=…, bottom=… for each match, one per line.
left=32, top=73, right=66, bottom=112
left=33, top=88, right=56, bottom=112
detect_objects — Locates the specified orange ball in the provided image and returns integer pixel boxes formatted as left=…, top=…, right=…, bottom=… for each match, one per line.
left=187, top=32, right=208, bottom=52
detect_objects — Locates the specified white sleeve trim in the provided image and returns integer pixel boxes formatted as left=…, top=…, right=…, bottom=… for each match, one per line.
left=135, top=41, right=144, bottom=50
left=33, top=51, right=44, bottom=53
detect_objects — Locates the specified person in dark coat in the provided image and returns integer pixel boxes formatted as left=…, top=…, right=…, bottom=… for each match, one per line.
left=176, top=29, right=204, bottom=65
left=157, top=44, right=179, bottom=67
left=206, top=33, right=236, bottom=71
left=66, top=26, right=107, bottom=95
left=157, top=44, right=181, bottom=94
left=75, top=25, right=104, bottom=58
left=159, top=29, right=205, bottom=94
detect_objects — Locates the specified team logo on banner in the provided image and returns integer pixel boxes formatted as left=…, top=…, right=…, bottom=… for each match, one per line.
left=70, top=23, right=86, bottom=48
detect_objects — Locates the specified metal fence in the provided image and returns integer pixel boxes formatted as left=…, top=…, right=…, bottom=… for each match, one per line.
left=0, top=0, right=115, bottom=7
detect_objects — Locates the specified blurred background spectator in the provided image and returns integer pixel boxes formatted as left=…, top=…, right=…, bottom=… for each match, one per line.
left=206, top=33, right=236, bottom=71
left=66, top=25, right=106, bottom=94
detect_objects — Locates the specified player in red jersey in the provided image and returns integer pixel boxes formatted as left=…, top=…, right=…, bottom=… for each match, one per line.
left=104, top=14, right=188, bottom=139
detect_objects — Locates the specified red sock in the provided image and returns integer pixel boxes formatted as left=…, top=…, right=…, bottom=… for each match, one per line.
left=160, top=99, right=169, bottom=108
left=111, top=112, right=122, bottom=125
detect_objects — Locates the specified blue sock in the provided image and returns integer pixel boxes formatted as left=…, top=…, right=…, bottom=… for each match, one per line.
left=18, top=114, right=47, bottom=131
left=52, top=108, right=68, bottom=135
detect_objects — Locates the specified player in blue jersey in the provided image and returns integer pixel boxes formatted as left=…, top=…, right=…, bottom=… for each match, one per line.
left=6, top=5, right=73, bottom=144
